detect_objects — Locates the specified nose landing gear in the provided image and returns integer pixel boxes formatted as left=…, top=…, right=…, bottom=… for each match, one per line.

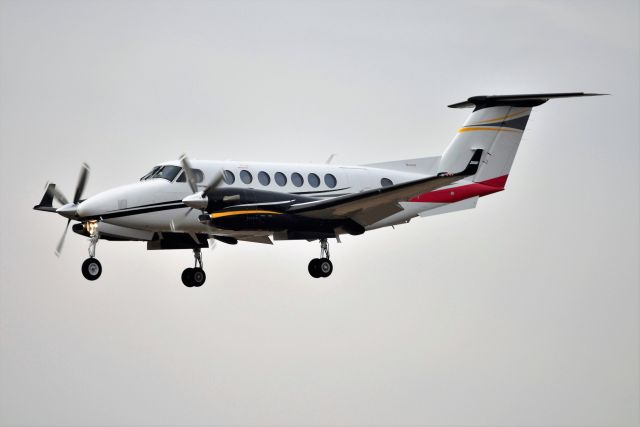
left=81, top=229, right=102, bottom=281
left=308, top=238, right=333, bottom=278
left=181, top=248, right=206, bottom=287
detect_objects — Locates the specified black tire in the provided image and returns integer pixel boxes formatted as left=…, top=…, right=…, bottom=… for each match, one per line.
left=318, top=258, right=333, bottom=277
left=192, top=268, right=206, bottom=287
left=81, top=258, right=102, bottom=281
left=181, top=268, right=195, bottom=287
left=308, top=258, right=321, bottom=278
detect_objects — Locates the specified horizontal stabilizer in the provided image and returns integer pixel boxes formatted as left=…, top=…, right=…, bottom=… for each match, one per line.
left=33, top=183, right=58, bottom=212
left=418, top=196, right=479, bottom=218
left=448, top=92, right=606, bottom=110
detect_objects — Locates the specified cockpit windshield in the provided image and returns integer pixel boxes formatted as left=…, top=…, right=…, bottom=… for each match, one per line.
left=140, top=165, right=182, bottom=182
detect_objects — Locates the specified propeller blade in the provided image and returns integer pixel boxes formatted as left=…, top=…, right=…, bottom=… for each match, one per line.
left=72, top=163, right=90, bottom=204
left=48, top=185, right=69, bottom=206
left=179, top=154, right=198, bottom=194
left=183, top=207, right=194, bottom=217
left=202, top=170, right=224, bottom=196
left=55, top=219, right=71, bottom=257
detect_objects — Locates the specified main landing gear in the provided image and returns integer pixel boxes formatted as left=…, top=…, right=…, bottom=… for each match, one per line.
left=308, top=238, right=333, bottom=278
left=81, top=230, right=102, bottom=281
left=181, top=248, right=206, bottom=288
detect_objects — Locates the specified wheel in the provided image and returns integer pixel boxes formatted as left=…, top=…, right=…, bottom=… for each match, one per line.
left=308, top=258, right=321, bottom=278
left=81, top=258, right=102, bottom=281
left=181, top=268, right=195, bottom=287
left=318, top=258, right=333, bottom=277
left=192, top=268, right=206, bottom=287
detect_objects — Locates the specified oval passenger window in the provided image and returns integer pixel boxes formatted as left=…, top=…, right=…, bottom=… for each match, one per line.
left=308, top=173, right=320, bottom=188
left=223, top=170, right=235, bottom=184
left=258, top=171, right=270, bottom=186
left=275, top=172, right=287, bottom=186
left=324, top=173, right=337, bottom=188
left=291, top=172, right=304, bottom=187
left=240, top=170, right=252, bottom=184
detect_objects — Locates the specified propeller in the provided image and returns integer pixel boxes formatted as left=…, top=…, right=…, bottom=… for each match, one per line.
left=180, top=154, right=224, bottom=216
left=72, top=163, right=90, bottom=204
left=55, top=219, right=71, bottom=257
left=53, top=163, right=91, bottom=257
left=179, top=154, right=198, bottom=194
left=44, top=182, right=69, bottom=206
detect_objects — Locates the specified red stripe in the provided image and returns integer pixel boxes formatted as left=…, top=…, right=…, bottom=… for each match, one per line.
left=409, top=175, right=509, bottom=203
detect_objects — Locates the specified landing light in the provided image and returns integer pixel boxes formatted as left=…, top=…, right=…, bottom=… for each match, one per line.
left=84, top=220, right=99, bottom=236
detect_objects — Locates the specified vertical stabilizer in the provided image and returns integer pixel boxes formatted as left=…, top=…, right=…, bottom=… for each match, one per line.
left=438, top=92, right=604, bottom=186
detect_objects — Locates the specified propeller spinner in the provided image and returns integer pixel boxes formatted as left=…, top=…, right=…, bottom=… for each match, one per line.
left=179, top=154, right=223, bottom=215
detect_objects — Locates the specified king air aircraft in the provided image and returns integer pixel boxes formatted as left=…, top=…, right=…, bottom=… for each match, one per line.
left=34, top=93, right=601, bottom=286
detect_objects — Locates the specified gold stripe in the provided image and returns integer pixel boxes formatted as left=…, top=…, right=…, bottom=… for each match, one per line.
left=211, top=209, right=283, bottom=219
left=458, top=126, right=522, bottom=133
left=471, top=109, right=528, bottom=125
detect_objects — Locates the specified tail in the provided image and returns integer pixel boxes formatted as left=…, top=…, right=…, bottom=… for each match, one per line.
left=438, top=92, right=604, bottom=186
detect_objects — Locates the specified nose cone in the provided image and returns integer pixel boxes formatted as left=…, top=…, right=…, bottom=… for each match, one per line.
left=56, top=203, right=78, bottom=219
left=182, top=193, right=208, bottom=210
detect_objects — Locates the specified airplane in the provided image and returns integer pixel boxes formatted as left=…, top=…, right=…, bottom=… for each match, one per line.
left=34, top=92, right=603, bottom=286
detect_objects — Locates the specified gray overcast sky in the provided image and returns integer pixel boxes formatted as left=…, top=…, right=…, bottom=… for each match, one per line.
left=0, top=0, right=638, bottom=425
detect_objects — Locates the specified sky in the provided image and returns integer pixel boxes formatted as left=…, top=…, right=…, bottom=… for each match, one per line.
left=0, top=0, right=638, bottom=425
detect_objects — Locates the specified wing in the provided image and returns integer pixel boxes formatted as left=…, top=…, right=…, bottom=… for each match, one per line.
left=288, top=149, right=483, bottom=227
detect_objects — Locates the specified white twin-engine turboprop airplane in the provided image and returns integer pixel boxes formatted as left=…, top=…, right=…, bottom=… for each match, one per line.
left=34, top=92, right=602, bottom=286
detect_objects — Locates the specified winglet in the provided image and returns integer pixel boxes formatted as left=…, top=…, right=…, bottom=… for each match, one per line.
left=448, top=92, right=608, bottom=109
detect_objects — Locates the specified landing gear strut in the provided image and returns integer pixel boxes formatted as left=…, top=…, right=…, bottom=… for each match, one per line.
left=308, top=238, right=333, bottom=278
left=81, top=228, right=102, bottom=281
left=181, top=248, right=206, bottom=287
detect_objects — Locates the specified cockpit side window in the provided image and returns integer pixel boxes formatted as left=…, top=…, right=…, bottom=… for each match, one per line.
left=142, top=165, right=182, bottom=182
left=140, top=166, right=160, bottom=181
left=176, top=169, right=204, bottom=183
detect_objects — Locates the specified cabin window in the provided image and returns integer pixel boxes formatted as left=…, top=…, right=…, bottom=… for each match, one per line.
left=381, top=178, right=393, bottom=187
left=223, top=170, right=235, bottom=185
left=275, top=172, right=287, bottom=186
left=291, top=172, right=304, bottom=187
left=258, top=171, right=271, bottom=186
left=308, top=173, right=320, bottom=188
left=240, top=170, right=253, bottom=184
left=324, top=173, right=337, bottom=188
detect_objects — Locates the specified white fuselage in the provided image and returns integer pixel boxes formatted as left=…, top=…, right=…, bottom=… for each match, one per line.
left=76, top=159, right=438, bottom=237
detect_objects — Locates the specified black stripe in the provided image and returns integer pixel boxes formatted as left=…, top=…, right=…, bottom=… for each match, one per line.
left=291, top=187, right=350, bottom=195
left=105, top=199, right=184, bottom=212
left=468, top=114, right=530, bottom=131
left=88, top=203, right=186, bottom=220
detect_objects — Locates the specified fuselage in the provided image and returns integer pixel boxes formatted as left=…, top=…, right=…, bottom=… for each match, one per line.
left=76, top=159, right=432, bottom=236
